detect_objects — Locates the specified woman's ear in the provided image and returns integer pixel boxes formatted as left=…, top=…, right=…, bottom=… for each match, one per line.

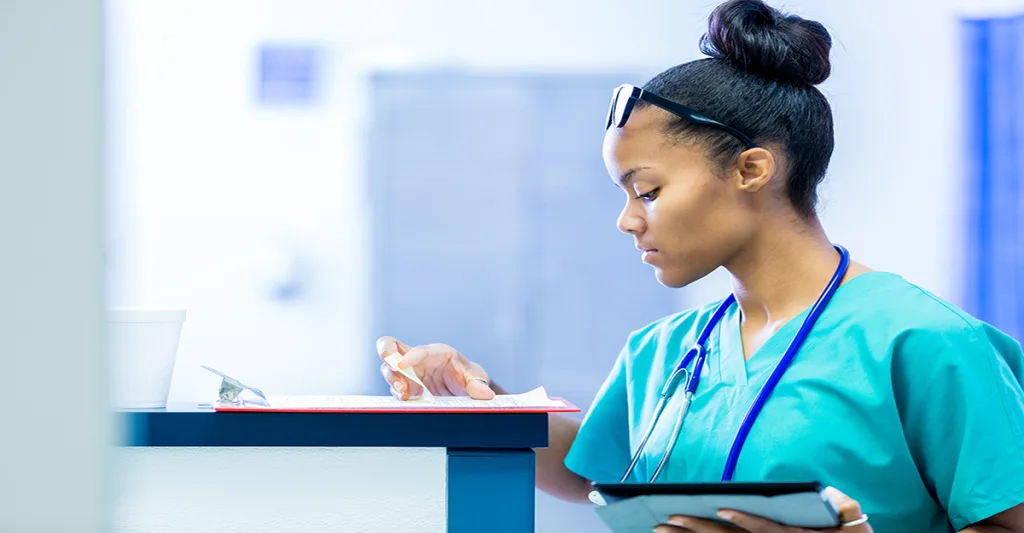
left=734, top=148, right=776, bottom=192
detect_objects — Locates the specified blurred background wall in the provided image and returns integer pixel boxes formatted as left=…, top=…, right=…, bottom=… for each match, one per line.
left=103, top=0, right=1024, bottom=530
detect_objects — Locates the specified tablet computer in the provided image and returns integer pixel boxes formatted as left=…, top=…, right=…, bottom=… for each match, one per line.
left=590, top=481, right=841, bottom=532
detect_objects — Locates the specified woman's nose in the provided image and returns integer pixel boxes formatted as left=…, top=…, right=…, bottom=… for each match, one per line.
left=617, top=204, right=645, bottom=235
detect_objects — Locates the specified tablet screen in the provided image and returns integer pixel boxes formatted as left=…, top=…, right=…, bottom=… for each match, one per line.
left=593, top=481, right=826, bottom=498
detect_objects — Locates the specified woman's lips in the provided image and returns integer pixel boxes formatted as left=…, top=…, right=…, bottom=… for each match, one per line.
left=637, top=246, right=659, bottom=263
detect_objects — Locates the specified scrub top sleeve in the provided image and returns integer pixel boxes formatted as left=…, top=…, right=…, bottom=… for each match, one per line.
left=893, top=323, right=1024, bottom=530
left=563, top=343, right=637, bottom=484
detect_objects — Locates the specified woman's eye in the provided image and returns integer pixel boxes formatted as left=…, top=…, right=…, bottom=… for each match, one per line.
left=636, top=188, right=660, bottom=202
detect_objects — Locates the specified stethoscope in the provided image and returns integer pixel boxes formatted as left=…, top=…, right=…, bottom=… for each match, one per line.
left=621, top=244, right=851, bottom=483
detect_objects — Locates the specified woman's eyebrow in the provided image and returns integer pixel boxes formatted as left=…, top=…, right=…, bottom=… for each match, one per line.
left=618, top=166, right=652, bottom=188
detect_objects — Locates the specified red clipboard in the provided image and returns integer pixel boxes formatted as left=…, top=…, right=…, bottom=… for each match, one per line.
left=214, top=397, right=581, bottom=414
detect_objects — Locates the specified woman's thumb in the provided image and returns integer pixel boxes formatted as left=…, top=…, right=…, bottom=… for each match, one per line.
left=824, top=487, right=870, bottom=531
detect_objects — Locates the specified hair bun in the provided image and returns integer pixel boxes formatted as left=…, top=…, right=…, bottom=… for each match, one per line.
left=699, top=0, right=833, bottom=86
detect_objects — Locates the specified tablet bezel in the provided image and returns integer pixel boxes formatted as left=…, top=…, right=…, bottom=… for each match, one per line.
left=592, top=481, right=827, bottom=498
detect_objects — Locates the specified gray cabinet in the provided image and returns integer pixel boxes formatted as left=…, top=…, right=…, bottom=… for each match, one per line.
left=368, top=70, right=678, bottom=403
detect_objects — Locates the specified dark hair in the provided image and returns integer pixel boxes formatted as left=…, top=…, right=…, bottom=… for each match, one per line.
left=638, top=0, right=834, bottom=216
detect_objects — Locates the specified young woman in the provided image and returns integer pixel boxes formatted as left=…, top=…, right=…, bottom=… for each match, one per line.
left=377, top=1, right=1024, bottom=531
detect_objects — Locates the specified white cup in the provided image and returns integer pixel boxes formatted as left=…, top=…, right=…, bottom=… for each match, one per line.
left=109, top=307, right=186, bottom=409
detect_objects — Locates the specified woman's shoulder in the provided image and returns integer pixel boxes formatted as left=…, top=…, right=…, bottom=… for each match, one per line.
left=840, top=272, right=1023, bottom=365
left=841, top=272, right=994, bottom=332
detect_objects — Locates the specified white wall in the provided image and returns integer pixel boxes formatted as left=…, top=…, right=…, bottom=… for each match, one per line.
left=0, top=1, right=110, bottom=531
left=960, top=0, right=1024, bottom=16
left=107, top=0, right=983, bottom=401
left=106, top=0, right=378, bottom=400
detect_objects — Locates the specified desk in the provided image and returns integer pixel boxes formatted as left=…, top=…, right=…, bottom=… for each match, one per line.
left=118, top=404, right=547, bottom=533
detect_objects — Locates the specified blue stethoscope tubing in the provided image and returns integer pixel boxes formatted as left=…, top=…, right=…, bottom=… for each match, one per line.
left=621, top=244, right=851, bottom=483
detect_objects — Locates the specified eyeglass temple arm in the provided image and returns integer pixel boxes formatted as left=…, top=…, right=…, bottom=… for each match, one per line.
left=638, top=90, right=758, bottom=149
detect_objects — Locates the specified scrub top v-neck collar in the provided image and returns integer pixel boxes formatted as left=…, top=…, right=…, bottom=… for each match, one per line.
left=715, top=300, right=812, bottom=387
left=712, top=272, right=889, bottom=387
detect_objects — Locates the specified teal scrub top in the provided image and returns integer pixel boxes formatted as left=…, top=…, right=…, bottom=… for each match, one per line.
left=564, top=272, right=1024, bottom=532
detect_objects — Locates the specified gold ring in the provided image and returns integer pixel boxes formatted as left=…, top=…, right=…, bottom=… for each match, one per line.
left=841, top=514, right=869, bottom=527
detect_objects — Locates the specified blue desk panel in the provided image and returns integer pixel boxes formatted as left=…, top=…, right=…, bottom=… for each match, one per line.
left=448, top=448, right=537, bottom=533
left=120, top=407, right=548, bottom=532
left=122, top=405, right=548, bottom=448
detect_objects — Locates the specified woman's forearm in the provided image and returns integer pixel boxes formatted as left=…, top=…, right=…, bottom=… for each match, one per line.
left=962, top=524, right=1024, bottom=533
left=959, top=503, right=1024, bottom=533
left=536, top=413, right=592, bottom=503
left=490, top=382, right=592, bottom=503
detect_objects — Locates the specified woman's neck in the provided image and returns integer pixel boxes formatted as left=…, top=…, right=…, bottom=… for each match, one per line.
left=724, top=216, right=843, bottom=332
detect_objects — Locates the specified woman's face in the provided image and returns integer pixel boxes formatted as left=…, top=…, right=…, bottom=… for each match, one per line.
left=603, top=107, right=759, bottom=288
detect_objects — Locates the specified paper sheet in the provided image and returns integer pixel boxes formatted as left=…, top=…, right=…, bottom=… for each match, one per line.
left=383, top=353, right=435, bottom=400
left=263, top=386, right=564, bottom=410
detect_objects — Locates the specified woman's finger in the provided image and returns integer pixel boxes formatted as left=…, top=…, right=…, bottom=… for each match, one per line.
left=379, top=361, right=407, bottom=390
left=451, top=359, right=495, bottom=400
left=379, top=362, right=423, bottom=400
left=394, top=338, right=412, bottom=354
left=665, top=515, right=742, bottom=532
left=380, top=362, right=410, bottom=400
left=376, top=336, right=403, bottom=357
left=393, top=345, right=445, bottom=369
left=653, top=525, right=694, bottom=533
left=391, top=376, right=423, bottom=401
left=824, top=487, right=870, bottom=531
left=377, top=336, right=414, bottom=362
left=714, top=510, right=784, bottom=532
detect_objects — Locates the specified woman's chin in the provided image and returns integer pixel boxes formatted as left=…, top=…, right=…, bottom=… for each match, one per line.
left=653, top=267, right=688, bottom=289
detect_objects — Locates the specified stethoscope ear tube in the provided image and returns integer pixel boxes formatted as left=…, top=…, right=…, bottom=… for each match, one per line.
left=620, top=363, right=692, bottom=482
left=660, top=366, right=689, bottom=398
left=649, top=391, right=694, bottom=482
left=620, top=394, right=671, bottom=482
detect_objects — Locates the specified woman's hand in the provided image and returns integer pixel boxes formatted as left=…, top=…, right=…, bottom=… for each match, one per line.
left=377, top=336, right=496, bottom=400
left=653, top=487, right=872, bottom=533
